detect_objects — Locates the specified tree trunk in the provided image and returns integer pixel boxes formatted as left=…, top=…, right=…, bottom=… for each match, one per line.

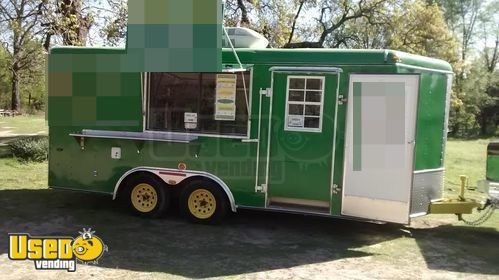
left=237, top=0, right=250, bottom=26
left=10, top=70, right=20, bottom=111
left=287, top=0, right=306, bottom=45
left=60, top=0, right=91, bottom=46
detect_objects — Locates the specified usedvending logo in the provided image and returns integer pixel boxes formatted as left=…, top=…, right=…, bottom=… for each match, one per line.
left=8, top=228, right=108, bottom=272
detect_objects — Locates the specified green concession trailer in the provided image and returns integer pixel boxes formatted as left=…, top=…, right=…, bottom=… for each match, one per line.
left=48, top=44, right=460, bottom=224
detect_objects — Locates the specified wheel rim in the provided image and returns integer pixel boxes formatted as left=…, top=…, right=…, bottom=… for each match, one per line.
left=188, top=189, right=217, bottom=219
left=131, top=183, right=158, bottom=213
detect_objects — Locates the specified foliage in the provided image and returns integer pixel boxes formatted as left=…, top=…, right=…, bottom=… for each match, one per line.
left=9, top=136, right=49, bottom=163
left=338, top=0, right=460, bottom=65
left=0, top=37, right=45, bottom=112
left=449, top=60, right=499, bottom=138
left=100, top=0, right=128, bottom=46
left=387, top=2, right=459, bottom=64
left=0, top=0, right=46, bottom=111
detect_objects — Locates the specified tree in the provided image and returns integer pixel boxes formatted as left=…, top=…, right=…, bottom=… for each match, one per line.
left=0, top=45, right=11, bottom=109
left=387, top=1, right=459, bottom=64
left=449, top=59, right=498, bottom=137
left=430, top=0, right=486, bottom=90
left=223, top=0, right=394, bottom=48
left=456, top=0, right=483, bottom=63
left=0, top=0, right=45, bottom=111
left=284, top=0, right=391, bottom=48
left=224, top=0, right=256, bottom=27
left=100, top=0, right=127, bottom=46
left=41, top=0, right=94, bottom=50
left=224, top=0, right=297, bottom=48
left=478, top=0, right=499, bottom=73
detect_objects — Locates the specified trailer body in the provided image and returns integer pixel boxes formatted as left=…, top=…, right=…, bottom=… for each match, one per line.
left=47, top=47, right=453, bottom=224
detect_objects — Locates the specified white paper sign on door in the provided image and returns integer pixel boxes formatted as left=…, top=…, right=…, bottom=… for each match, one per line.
left=287, top=115, right=304, bottom=127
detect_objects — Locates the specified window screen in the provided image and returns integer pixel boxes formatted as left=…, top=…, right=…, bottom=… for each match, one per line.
left=147, top=72, right=250, bottom=136
left=285, top=76, right=325, bottom=132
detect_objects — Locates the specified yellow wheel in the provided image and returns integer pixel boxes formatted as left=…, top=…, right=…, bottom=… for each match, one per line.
left=131, top=183, right=158, bottom=213
left=180, top=180, right=228, bottom=224
left=123, top=174, right=170, bottom=218
left=188, top=189, right=217, bottom=219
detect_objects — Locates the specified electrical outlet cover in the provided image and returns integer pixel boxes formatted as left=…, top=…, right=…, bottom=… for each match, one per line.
left=111, top=147, right=121, bottom=159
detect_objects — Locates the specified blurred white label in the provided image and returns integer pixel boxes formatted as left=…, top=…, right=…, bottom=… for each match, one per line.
left=287, top=115, right=304, bottom=127
left=184, top=112, right=197, bottom=123
left=185, top=122, right=197, bottom=129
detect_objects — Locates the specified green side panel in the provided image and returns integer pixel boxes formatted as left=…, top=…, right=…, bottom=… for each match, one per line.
left=48, top=128, right=265, bottom=204
left=413, top=72, right=448, bottom=170
left=48, top=72, right=142, bottom=129
left=487, top=142, right=499, bottom=182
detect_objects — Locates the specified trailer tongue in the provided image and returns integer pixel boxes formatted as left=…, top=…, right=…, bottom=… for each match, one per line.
left=429, top=174, right=498, bottom=225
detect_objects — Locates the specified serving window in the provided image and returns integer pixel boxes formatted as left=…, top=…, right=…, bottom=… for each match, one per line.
left=146, top=71, right=251, bottom=137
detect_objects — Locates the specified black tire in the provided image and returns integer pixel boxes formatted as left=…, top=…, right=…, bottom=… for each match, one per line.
left=122, top=173, right=170, bottom=218
left=179, top=179, right=229, bottom=224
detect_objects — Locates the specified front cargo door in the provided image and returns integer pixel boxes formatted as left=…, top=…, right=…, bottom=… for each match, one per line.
left=342, top=74, right=419, bottom=224
left=267, top=71, right=339, bottom=211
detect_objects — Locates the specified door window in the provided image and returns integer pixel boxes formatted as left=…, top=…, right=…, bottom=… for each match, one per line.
left=285, top=76, right=325, bottom=132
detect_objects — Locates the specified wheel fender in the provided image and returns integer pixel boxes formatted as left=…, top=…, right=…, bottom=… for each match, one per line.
left=114, top=167, right=237, bottom=212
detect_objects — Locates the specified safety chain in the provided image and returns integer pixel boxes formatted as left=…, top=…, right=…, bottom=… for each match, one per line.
left=461, top=200, right=498, bottom=226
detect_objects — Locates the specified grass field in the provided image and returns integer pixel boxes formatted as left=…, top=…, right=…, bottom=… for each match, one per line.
left=0, top=115, right=498, bottom=279
left=0, top=158, right=48, bottom=189
left=0, top=114, right=47, bottom=136
left=445, top=138, right=489, bottom=189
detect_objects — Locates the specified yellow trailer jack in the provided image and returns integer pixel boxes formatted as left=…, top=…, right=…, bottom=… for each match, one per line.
left=429, top=175, right=497, bottom=225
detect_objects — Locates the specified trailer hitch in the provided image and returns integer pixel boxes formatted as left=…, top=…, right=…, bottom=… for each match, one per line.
left=429, top=175, right=497, bottom=226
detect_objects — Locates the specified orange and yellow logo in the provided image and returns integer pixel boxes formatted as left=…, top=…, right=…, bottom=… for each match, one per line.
left=9, top=228, right=108, bottom=272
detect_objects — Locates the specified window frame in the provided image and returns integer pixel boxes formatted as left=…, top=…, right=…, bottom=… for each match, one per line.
left=284, top=75, right=325, bottom=133
left=142, top=68, right=253, bottom=139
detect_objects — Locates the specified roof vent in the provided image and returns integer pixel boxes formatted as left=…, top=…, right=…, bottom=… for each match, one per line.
left=223, top=27, right=269, bottom=49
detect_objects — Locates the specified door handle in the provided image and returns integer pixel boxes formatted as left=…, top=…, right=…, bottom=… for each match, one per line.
left=407, top=140, right=416, bottom=144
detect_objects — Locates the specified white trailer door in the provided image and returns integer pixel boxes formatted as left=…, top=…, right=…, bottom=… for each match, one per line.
left=342, top=75, right=419, bottom=224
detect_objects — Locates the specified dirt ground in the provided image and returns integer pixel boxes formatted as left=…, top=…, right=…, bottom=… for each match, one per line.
left=0, top=188, right=498, bottom=280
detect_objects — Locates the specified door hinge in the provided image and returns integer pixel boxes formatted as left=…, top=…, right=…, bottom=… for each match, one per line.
left=331, top=184, right=341, bottom=195
left=338, top=95, right=347, bottom=105
left=260, top=88, right=272, bottom=97
left=256, top=184, right=267, bottom=193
